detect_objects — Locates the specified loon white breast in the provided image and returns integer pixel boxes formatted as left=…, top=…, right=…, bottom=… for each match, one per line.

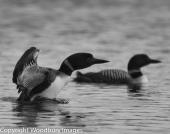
left=74, top=54, right=161, bottom=86
left=13, top=47, right=109, bottom=102
left=130, top=75, right=148, bottom=84
left=33, top=73, right=70, bottom=101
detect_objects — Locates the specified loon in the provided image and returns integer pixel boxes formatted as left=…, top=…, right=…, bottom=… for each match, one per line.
left=74, top=54, right=161, bottom=88
left=12, top=47, right=109, bottom=102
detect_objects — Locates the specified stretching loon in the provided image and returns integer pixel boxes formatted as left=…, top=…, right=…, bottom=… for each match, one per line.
left=12, top=47, right=109, bottom=102
left=74, top=54, right=161, bottom=86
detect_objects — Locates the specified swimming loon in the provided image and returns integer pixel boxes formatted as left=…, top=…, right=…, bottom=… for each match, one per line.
left=74, top=54, right=161, bottom=87
left=12, top=47, right=109, bottom=102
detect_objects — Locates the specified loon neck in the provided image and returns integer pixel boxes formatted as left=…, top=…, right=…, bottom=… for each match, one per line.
left=58, top=59, right=74, bottom=76
left=128, top=69, right=143, bottom=79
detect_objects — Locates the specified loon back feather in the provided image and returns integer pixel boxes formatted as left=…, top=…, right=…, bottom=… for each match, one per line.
left=101, top=69, right=130, bottom=84
left=75, top=69, right=130, bottom=84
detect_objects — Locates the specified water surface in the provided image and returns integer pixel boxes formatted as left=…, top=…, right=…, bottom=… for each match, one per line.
left=0, top=0, right=170, bottom=133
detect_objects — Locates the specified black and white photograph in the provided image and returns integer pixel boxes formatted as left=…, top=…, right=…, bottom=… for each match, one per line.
left=0, top=0, right=169, bottom=134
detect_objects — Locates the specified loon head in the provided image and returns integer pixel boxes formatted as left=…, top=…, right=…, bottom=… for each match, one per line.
left=12, top=47, right=39, bottom=83
left=127, top=54, right=161, bottom=78
left=59, top=53, right=109, bottom=76
left=128, top=54, right=161, bottom=70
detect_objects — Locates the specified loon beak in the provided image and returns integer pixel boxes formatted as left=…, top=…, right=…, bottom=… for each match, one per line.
left=90, top=57, right=109, bottom=64
left=149, top=59, right=161, bottom=64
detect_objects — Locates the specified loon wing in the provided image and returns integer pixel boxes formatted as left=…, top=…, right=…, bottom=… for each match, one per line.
left=17, top=66, right=56, bottom=101
left=28, top=68, right=57, bottom=98
left=13, top=50, right=37, bottom=84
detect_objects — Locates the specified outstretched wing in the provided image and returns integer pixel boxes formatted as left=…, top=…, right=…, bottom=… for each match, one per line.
left=17, top=66, right=45, bottom=90
left=17, top=66, right=57, bottom=101
left=12, top=47, right=38, bottom=84
left=13, top=56, right=28, bottom=84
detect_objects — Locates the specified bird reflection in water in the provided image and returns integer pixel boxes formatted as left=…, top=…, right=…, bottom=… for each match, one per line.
left=12, top=99, right=86, bottom=128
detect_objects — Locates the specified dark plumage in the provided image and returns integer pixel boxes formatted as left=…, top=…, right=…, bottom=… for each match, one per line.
left=75, top=69, right=130, bottom=84
left=13, top=48, right=109, bottom=102
left=13, top=47, right=39, bottom=84
left=17, top=65, right=57, bottom=101
left=74, top=54, right=161, bottom=85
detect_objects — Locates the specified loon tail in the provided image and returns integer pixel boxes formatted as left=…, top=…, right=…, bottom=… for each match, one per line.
left=76, top=71, right=83, bottom=77
left=74, top=71, right=94, bottom=83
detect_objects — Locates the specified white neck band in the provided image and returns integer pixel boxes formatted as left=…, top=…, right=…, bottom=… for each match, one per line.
left=64, top=59, right=74, bottom=71
left=128, top=69, right=140, bottom=74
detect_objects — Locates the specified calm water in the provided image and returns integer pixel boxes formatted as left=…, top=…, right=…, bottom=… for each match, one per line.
left=0, top=0, right=170, bottom=133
